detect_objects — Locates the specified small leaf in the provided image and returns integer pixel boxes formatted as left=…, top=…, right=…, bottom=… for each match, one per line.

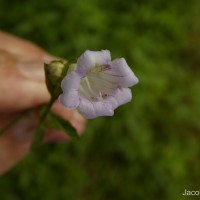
left=45, top=112, right=79, bottom=139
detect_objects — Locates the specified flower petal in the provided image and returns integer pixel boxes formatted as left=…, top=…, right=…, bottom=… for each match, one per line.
left=60, top=50, right=138, bottom=119
left=77, top=98, right=96, bottom=118
left=76, top=50, right=111, bottom=77
left=59, top=91, right=79, bottom=109
left=78, top=97, right=114, bottom=119
left=91, top=50, right=111, bottom=65
left=94, top=101, right=114, bottom=117
left=60, top=71, right=81, bottom=109
left=103, top=58, right=139, bottom=87
left=112, top=88, right=132, bottom=107
left=61, top=71, right=81, bottom=91
left=104, top=95, right=119, bottom=110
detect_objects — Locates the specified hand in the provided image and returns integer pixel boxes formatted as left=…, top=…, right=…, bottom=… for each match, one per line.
left=0, top=31, right=86, bottom=175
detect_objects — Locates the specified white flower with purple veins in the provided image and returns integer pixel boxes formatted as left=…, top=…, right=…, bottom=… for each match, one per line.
left=59, top=50, right=139, bottom=119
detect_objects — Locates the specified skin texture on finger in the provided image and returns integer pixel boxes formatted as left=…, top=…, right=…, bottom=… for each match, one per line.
left=0, top=32, right=51, bottom=175
left=0, top=102, right=86, bottom=143
left=0, top=112, right=37, bottom=176
left=0, top=49, right=51, bottom=112
left=0, top=134, right=32, bottom=176
left=0, top=59, right=50, bottom=112
left=0, top=32, right=61, bottom=112
left=0, top=102, right=86, bottom=176
left=0, top=32, right=86, bottom=175
left=0, top=31, right=48, bottom=60
left=51, top=101, right=86, bottom=135
left=43, top=101, right=86, bottom=142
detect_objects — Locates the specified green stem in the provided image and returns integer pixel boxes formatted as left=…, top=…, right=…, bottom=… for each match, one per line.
left=31, top=98, right=56, bottom=149
left=40, top=98, right=55, bottom=123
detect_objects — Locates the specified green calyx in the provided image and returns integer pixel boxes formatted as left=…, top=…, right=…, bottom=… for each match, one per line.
left=44, top=60, right=67, bottom=100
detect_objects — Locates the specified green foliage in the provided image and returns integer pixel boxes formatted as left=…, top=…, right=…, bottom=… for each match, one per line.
left=0, top=0, right=200, bottom=199
left=46, top=112, right=78, bottom=139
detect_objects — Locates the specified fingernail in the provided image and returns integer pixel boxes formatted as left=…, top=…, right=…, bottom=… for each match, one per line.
left=17, top=54, right=65, bottom=82
left=17, top=60, right=45, bottom=82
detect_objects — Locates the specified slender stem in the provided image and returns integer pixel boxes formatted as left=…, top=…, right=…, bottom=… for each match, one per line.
left=40, top=98, right=55, bottom=123
left=31, top=98, right=56, bottom=149
left=0, top=110, right=30, bottom=136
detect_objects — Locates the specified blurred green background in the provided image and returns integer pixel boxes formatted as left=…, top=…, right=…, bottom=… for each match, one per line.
left=0, top=0, right=200, bottom=199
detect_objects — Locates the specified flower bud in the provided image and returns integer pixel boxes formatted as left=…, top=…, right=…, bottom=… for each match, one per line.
left=44, top=60, right=67, bottom=99
left=45, top=60, right=65, bottom=77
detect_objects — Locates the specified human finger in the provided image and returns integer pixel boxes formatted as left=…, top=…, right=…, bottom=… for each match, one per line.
left=0, top=31, right=49, bottom=60
left=0, top=50, right=51, bottom=112
left=0, top=112, right=38, bottom=176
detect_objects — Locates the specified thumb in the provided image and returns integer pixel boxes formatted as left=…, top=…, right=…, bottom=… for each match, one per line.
left=0, top=50, right=51, bottom=112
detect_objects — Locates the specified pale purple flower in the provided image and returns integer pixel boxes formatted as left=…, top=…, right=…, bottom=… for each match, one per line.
left=59, top=50, right=139, bottom=119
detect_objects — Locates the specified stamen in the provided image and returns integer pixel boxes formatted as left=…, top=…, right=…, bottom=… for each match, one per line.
left=81, top=76, right=98, bottom=98
left=99, top=91, right=102, bottom=98
left=85, top=77, right=91, bottom=90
